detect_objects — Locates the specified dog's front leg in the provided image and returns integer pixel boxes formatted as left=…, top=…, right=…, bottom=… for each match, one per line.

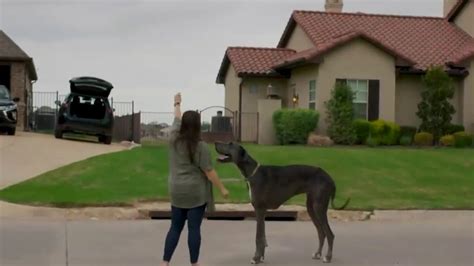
left=251, top=208, right=267, bottom=264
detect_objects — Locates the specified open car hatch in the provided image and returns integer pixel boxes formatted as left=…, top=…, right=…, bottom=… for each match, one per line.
left=69, top=76, right=113, bottom=97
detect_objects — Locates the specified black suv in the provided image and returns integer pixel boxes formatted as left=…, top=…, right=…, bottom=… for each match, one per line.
left=0, top=85, right=19, bottom=135
left=55, top=77, right=114, bottom=144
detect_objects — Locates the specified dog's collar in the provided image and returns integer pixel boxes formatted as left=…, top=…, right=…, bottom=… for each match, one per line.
left=247, top=163, right=260, bottom=179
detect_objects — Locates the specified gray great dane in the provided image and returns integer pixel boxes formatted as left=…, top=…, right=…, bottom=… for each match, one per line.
left=215, top=142, right=350, bottom=264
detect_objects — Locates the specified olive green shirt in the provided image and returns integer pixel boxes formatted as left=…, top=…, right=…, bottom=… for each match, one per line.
left=168, top=117, right=215, bottom=211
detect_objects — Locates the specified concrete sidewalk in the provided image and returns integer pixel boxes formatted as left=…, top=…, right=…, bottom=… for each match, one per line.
left=1, top=214, right=473, bottom=266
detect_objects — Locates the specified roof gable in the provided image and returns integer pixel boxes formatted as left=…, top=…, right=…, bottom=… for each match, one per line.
left=216, top=47, right=295, bottom=84
left=0, top=30, right=37, bottom=80
left=277, top=11, right=473, bottom=70
left=0, top=30, right=30, bottom=60
left=275, top=31, right=415, bottom=69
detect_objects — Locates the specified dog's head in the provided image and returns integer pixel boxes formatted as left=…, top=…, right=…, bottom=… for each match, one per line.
left=215, top=142, right=248, bottom=164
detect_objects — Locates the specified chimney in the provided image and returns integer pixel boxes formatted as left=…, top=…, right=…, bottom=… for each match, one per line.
left=325, top=0, right=343, bottom=13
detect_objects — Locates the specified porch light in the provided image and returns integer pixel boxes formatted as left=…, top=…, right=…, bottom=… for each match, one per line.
left=292, top=89, right=299, bottom=105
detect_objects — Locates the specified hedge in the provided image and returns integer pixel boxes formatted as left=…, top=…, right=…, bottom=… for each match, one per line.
left=273, top=109, right=319, bottom=145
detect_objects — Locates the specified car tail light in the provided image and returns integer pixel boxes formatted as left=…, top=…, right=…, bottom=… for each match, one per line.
left=106, top=107, right=113, bottom=114
left=62, top=102, right=69, bottom=109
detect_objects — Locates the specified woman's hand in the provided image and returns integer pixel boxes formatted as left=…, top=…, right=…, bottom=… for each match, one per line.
left=220, top=187, right=229, bottom=199
left=174, top=93, right=181, bottom=118
left=174, top=93, right=181, bottom=105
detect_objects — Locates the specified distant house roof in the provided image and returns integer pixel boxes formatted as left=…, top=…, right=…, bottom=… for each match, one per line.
left=277, top=11, right=473, bottom=70
left=0, top=30, right=37, bottom=81
left=216, top=47, right=295, bottom=84
left=446, top=0, right=469, bottom=21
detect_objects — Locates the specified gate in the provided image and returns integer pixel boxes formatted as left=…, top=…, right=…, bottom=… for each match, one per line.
left=199, top=106, right=238, bottom=143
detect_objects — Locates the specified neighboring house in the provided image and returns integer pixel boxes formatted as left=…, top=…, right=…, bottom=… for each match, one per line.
left=0, top=30, right=38, bottom=131
left=216, top=0, right=474, bottom=142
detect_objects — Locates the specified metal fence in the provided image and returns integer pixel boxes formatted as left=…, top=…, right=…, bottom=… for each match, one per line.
left=31, top=91, right=67, bottom=132
left=31, top=91, right=137, bottom=143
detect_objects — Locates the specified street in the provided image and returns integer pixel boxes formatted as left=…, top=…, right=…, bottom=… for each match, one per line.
left=1, top=213, right=473, bottom=266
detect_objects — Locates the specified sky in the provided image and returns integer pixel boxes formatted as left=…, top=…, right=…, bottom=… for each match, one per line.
left=0, top=0, right=443, bottom=122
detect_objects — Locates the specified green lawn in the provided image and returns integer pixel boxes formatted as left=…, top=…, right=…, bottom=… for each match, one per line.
left=0, top=144, right=473, bottom=210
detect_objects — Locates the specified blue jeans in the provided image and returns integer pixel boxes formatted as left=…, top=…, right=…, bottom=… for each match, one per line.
left=163, top=204, right=206, bottom=264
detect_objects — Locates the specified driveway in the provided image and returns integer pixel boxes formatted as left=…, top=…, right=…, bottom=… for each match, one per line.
left=0, top=132, right=125, bottom=189
left=0, top=213, right=473, bottom=266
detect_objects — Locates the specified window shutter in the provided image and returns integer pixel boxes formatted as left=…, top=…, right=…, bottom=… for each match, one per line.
left=368, top=80, right=380, bottom=121
left=336, top=79, right=347, bottom=86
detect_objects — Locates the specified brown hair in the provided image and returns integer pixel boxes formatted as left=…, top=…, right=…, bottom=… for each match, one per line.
left=174, top=111, right=201, bottom=163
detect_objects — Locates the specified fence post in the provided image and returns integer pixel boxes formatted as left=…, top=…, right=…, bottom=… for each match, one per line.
left=131, top=101, right=135, bottom=142
left=55, top=91, right=59, bottom=130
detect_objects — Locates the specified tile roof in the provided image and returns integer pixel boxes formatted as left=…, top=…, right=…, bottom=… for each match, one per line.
left=278, top=11, right=474, bottom=70
left=217, top=8, right=474, bottom=84
left=216, top=47, right=295, bottom=83
left=0, top=30, right=30, bottom=59
left=0, top=30, right=37, bottom=80
left=274, top=30, right=416, bottom=69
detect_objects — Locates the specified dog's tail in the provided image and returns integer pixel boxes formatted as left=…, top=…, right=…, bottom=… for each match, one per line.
left=330, top=187, right=350, bottom=210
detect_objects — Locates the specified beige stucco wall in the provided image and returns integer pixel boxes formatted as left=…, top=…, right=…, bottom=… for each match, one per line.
left=444, top=0, right=460, bottom=16
left=287, top=64, right=319, bottom=111
left=240, top=77, right=287, bottom=142
left=453, top=0, right=474, bottom=37
left=463, top=60, right=474, bottom=132
left=395, top=75, right=464, bottom=127
left=257, top=99, right=281, bottom=145
left=224, top=64, right=241, bottom=115
left=284, top=24, right=314, bottom=52
left=316, top=39, right=397, bottom=134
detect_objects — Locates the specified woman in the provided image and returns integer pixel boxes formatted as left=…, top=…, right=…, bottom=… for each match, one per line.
left=161, top=93, right=229, bottom=266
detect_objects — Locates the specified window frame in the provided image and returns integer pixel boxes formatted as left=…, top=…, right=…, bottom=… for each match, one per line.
left=308, top=80, right=316, bottom=110
left=347, top=79, right=369, bottom=120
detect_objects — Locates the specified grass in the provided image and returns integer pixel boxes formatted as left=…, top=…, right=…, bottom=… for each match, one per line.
left=0, top=144, right=473, bottom=210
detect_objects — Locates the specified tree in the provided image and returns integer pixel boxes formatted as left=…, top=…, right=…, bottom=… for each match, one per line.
left=325, top=82, right=356, bottom=144
left=416, top=66, right=455, bottom=143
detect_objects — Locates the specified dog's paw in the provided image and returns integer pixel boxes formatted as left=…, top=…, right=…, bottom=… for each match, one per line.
left=322, top=256, right=332, bottom=263
left=312, top=252, right=321, bottom=260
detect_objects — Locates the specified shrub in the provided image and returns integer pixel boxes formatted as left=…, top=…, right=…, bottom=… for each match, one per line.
left=439, top=135, right=454, bottom=147
left=273, top=109, right=319, bottom=145
left=414, top=132, right=434, bottom=146
left=325, top=83, right=356, bottom=144
left=366, top=135, right=380, bottom=147
left=399, top=135, right=413, bottom=146
left=446, top=124, right=465, bottom=135
left=400, top=126, right=417, bottom=138
left=369, top=120, right=400, bottom=145
left=453, top=132, right=473, bottom=148
left=307, top=133, right=334, bottom=147
left=417, top=66, right=455, bottom=140
left=353, top=119, right=371, bottom=144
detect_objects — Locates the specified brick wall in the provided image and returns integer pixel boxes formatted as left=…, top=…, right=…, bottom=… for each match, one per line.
left=9, top=62, right=28, bottom=130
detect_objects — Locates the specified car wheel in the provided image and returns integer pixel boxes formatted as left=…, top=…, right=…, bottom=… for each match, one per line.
left=104, top=136, right=112, bottom=145
left=7, top=128, right=16, bottom=136
left=54, top=129, right=63, bottom=139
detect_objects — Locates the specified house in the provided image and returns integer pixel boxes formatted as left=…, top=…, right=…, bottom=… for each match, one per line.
left=0, top=30, right=38, bottom=131
left=216, top=0, right=474, bottom=143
